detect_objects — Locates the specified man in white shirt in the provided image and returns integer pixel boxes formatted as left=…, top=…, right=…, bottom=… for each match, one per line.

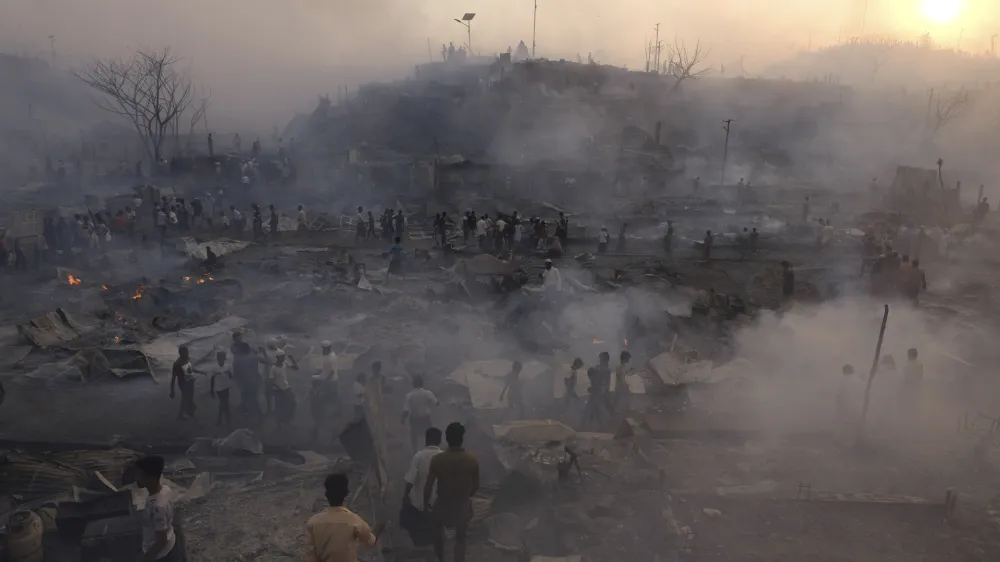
left=402, top=375, right=438, bottom=451
left=541, top=259, right=562, bottom=292
left=401, top=427, right=443, bottom=547
left=297, top=205, right=308, bottom=231
left=319, top=341, right=338, bottom=382
left=476, top=216, right=487, bottom=249
left=135, top=455, right=183, bottom=561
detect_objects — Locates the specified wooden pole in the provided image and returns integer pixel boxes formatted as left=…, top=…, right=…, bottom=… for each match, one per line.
left=858, top=304, right=889, bottom=441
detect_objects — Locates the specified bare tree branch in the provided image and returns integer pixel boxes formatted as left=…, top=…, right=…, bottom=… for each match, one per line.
left=664, top=39, right=711, bottom=93
left=75, top=47, right=193, bottom=165
left=932, top=88, right=970, bottom=136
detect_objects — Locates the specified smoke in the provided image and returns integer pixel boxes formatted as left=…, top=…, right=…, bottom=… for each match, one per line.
left=3, top=0, right=998, bottom=130
left=713, top=296, right=984, bottom=437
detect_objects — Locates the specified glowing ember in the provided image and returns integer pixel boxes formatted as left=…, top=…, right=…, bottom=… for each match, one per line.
left=197, top=278, right=206, bottom=284
left=183, top=276, right=191, bottom=281
left=592, top=338, right=603, bottom=344
left=114, top=336, right=120, bottom=344
left=101, top=284, right=108, bottom=291
left=131, top=286, right=149, bottom=300
left=67, top=274, right=82, bottom=286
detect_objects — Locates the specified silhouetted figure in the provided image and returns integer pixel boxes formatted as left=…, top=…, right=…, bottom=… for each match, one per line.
left=207, top=133, right=214, bottom=158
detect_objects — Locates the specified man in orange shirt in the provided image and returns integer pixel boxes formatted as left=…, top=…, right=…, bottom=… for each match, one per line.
left=305, top=474, right=385, bottom=562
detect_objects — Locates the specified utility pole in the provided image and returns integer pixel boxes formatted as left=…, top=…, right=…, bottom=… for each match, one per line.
left=857, top=304, right=889, bottom=444
left=532, top=0, right=537, bottom=59
left=47, top=35, right=56, bottom=67
left=653, top=23, right=661, bottom=74
left=860, top=0, right=869, bottom=36
left=720, top=119, right=733, bottom=188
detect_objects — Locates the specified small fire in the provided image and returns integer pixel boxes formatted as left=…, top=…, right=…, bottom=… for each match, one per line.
left=67, top=274, right=82, bottom=286
left=101, top=284, right=108, bottom=291
left=183, top=276, right=191, bottom=281
left=131, top=286, right=149, bottom=300
left=592, top=338, right=603, bottom=345
left=114, top=336, right=120, bottom=344
left=623, top=338, right=629, bottom=346
left=197, top=278, right=205, bottom=284
left=195, top=274, right=214, bottom=285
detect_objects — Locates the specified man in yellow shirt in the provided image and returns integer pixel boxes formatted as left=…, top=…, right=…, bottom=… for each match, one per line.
left=305, top=474, right=384, bottom=562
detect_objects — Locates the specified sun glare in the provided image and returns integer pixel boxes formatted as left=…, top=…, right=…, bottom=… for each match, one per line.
left=920, top=0, right=963, bottom=24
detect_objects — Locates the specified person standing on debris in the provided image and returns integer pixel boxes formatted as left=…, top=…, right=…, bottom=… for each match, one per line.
left=402, top=427, right=443, bottom=549
left=252, top=204, right=263, bottom=239
left=802, top=196, right=810, bottom=223
left=355, top=207, right=367, bottom=242
left=563, top=358, right=584, bottom=416
left=541, top=259, right=562, bottom=293
left=297, top=205, right=309, bottom=232
left=749, top=228, right=759, bottom=254
left=269, top=205, right=279, bottom=235
left=781, top=261, right=795, bottom=301
left=305, top=473, right=385, bottom=562
left=663, top=221, right=674, bottom=255
left=558, top=212, right=569, bottom=250
left=900, top=348, right=924, bottom=411
left=387, top=236, right=404, bottom=281
left=494, top=214, right=508, bottom=252
left=266, top=348, right=298, bottom=430
left=703, top=230, right=714, bottom=261
left=308, top=340, right=339, bottom=442
left=596, top=351, right=614, bottom=417
left=508, top=211, right=520, bottom=249
left=234, top=206, right=247, bottom=236
left=402, top=375, right=439, bottom=451
left=170, top=346, right=198, bottom=421
left=425, top=422, right=479, bottom=562
left=382, top=210, right=392, bottom=241
left=500, top=361, right=525, bottom=420
left=513, top=217, right=524, bottom=253
left=394, top=210, right=406, bottom=240
left=836, top=364, right=854, bottom=419
left=614, top=351, right=631, bottom=412
left=231, top=341, right=262, bottom=422
left=598, top=226, right=610, bottom=254
left=367, top=211, right=376, bottom=240
left=135, top=455, right=185, bottom=561
left=209, top=350, right=233, bottom=429
left=475, top=214, right=487, bottom=250
left=617, top=223, right=628, bottom=253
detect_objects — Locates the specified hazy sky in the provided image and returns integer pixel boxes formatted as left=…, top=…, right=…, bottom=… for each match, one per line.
left=4, top=0, right=999, bottom=127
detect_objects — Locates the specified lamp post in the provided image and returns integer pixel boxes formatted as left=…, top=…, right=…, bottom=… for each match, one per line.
left=454, top=13, right=476, bottom=54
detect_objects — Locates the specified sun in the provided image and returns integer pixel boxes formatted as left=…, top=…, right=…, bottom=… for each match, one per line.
left=920, top=0, right=963, bottom=24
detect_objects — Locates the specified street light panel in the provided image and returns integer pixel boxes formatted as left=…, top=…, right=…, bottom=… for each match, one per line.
left=462, top=13, right=476, bottom=21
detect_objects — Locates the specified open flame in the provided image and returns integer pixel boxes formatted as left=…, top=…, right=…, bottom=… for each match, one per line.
left=592, top=338, right=603, bottom=344
left=101, top=284, right=108, bottom=291
left=131, top=285, right=150, bottom=300
left=114, top=336, right=120, bottom=344
left=67, top=274, right=81, bottom=286
left=183, top=276, right=191, bottom=281
left=195, top=274, right=214, bottom=285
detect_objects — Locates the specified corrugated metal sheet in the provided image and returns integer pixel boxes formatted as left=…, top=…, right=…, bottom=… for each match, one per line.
left=51, top=449, right=141, bottom=488
left=0, top=451, right=88, bottom=501
left=17, top=309, right=99, bottom=349
left=0, top=449, right=141, bottom=501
